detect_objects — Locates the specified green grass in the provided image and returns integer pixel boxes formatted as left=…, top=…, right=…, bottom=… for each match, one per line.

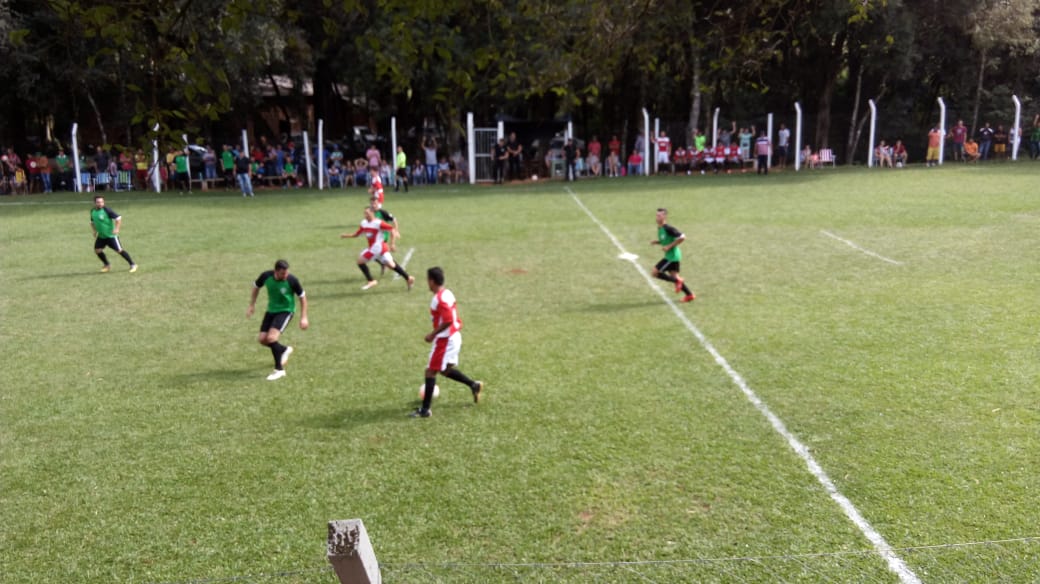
left=2, top=165, right=1040, bottom=583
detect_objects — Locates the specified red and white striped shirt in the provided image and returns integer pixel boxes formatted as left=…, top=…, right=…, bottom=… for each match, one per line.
left=430, top=288, right=462, bottom=338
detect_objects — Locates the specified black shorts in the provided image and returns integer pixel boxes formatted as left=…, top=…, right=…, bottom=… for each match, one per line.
left=655, top=258, right=680, bottom=273
left=260, top=312, right=294, bottom=333
left=396, top=168, right=407, bottom=178
left=94, top=236, right=123, bottom=252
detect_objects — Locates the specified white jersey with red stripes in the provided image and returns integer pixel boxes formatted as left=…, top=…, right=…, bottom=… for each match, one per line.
left=354, top=218, right=393, bottom=257
left=430, top=288, right=462, bottom=338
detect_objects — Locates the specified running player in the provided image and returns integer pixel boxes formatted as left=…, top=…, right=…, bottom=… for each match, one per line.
left=650, top=208, right=695, bottom=303
left=341, top=206, right=414, bottom=290
left=413, top=266, right=484, bottom=418
left=247, top=259, right=309, bottom=381
left=90, top=195, right=138, bottom=273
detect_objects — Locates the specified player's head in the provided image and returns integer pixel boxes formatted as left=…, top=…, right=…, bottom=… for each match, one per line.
left=363, top=206, right=375, bottom=220
left=427, top=266, right=445, bottom=290
left=369, top=194, right=382, bottom=210
left=656, top=208, right=667, bottom=224
left=93, top=195, right=105, bottom=208
left=273, top=259, right=289, bottom=280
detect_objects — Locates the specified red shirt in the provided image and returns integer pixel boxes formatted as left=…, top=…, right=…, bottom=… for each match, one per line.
left=430, top=288, right=462, bottom=338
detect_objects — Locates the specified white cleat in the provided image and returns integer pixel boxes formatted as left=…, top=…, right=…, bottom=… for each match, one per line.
left=280, top=346, right=293, bottom=367
left=266, top=369, right=286, bottom=381
left=361, top=280, right=379, bottom=290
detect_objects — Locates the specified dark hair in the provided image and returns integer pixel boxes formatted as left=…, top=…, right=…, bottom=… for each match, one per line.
left=427, top=266, right=445, bottom=286
left=94, top=195, right=104, bottom=201
left=274, top=259, right=289, bottom=271
left=656, top=207, right=667, bottom=214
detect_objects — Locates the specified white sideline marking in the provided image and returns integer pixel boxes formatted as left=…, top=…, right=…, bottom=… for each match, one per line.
left=391, top=247, right=415, bottom=280
left=821, top=230, right=903, bottom=265
left=618, top=252, right=639, bottom=261
left=567, top=187, right=921, bottom=584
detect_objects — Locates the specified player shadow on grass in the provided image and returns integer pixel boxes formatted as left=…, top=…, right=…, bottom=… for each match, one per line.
left=174, top=367, right=259, bottom=384
left=21, top=271, right=95, bottom=280
left=567, top=300, right=663, bottom=313
left=302, top=405, right=423, bottom=429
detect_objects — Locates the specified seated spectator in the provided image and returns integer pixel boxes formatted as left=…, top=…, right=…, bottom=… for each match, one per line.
left=587, top=152, right=601, bottom=177
left=626, top=150, right=642, bottom=176
left=802, top=145, right=818, bottom=169
left=963, top=138, right=980, bottom=162
left=412, top=161, right=425, bottom=185
left=875, top=140, right=893, bottom=168
left=712, top=143, right=727, bottom=174
left=892, top=140, right=908, bottom=167
left=726, top=143, right=743, bottom=173
left=282, top=160, right=298, bottom=187
left=328, top=161, right=343, bottom=188
left=450, top=151, right=466, bottom=183
left=605, top=151, right=621, bottom=177
left=354, top=159, right=369, bottom=186
left=437, top=157, right=451, bottom=183
left=343, top=160, right=356, bottom=186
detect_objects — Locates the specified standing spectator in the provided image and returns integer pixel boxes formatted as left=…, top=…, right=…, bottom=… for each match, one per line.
left=173, top=148, right=190, bottom=191
left=1030, top=114, right=1040, bottom=160
left=423, top=136, right=438, bottom=185
left=203, top=146, right=218, bottom=180
left=738, top=126, right=754, bottom=161
left=246, top=259, right=309, bottom=382
left=365, top=142, right=381, bottom=176
left=221, top=145, right=235, bottom=188
left=506, top=132, right=523, bottom=180
left=39, top=152, right=53, bottom=193
left=650, top=208, right=695, bottom=303
left=607, top=134, right=621, bottom=161
left=55, top=148, right=72, bottom=190
left=755, top=131, right=771, bottom=174
left=718, top=121, right=736, bottom=147
left=587, top=135, right=602, bottom=166
left=948, top=119, right=967, bottom=162
left=563, top=137, right=579, bottom=181
left=926, top=125, right=942, bottom=167
left=693, top=129, right=707, bottom=155
left=412, top=266, right=485, bottom=418
left=777, top=123, right=790, bottom=169
left=492, top=137, right=508, bottom=184
left=90, top=195, right=138, bottom=273
left=235, top=149, right=254, bottom=197
left=993, top=125, right=1008, bottom=160
left=26, top=152, right=42, bottom=192
left=394, top=145, right=408, bottom=192
left=653, top=131, right=671, bottom=174
left=977, top=122, right=994, bottom=161
left=134, top=148, right=149, bottom=189
left=633, top=132, right=645, bottom=160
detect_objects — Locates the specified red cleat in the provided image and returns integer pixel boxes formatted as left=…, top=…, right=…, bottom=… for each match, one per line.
left=681, top=293, right=696, bottom=303
left=674, top=276, right=684, bottom=293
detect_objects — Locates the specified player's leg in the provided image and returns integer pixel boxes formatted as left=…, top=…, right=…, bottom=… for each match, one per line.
left=653, top=259, right=678, bottom=283
left=108, top=236, right=136, bottom=269
left=437, top=333, right=483, bottom=401
left=382, top=253, right=414, bottom=288
left=262, top=313, right=293, bottom=379
left=94, top=237, right=111, bottom=271
left=358, top=251, right=377, bottom=288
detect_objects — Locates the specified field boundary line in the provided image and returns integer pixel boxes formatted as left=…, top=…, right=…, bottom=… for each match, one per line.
left=821, top=229, right=903, bottom=265
left=567, top=187, right=921, bottom=584
left=392, top=247, right=416, bottom=280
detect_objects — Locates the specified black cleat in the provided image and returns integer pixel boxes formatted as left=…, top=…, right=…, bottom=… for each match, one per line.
left=471, top=381, right=484, bottom=404
left=409, top=408, right=432, bottom=418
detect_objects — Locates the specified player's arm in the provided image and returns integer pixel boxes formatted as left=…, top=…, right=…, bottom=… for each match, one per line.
left=246, top=285, right=260, bottom=318
left=113, top=216, right=122, bottom=235
left=297, top=294, right=309, bottom=330
left=425, top=321, right=451, bottom=343
left=664, top=234, right=686, bottom=252
left=340, top=227, right=362, bottom=238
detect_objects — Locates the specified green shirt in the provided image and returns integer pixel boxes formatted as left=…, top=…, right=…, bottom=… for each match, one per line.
left=256, top=271, right=304, bottom=314
left=284, top=161, right=295, bottom=174
left=174, top=154, right=188, bottom=173
left=221, top=150, right=234, bottom=170
left=90, top=206, right=120, bottom=238
left=658, top=224, right=683, bottom=262
left=396, top=151, right=407, bottom=170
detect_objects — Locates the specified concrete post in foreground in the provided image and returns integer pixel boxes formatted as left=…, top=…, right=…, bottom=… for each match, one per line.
left=327, top=519, right=381, bottom=584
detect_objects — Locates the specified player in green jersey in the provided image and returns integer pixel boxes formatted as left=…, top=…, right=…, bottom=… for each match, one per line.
left=650, top=208, right=695, bottom=302
left=247, top=259, right=310, bottom=381
left=90, top=195, right=138, bottom=273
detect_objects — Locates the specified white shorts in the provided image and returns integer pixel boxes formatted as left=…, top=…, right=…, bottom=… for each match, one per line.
left=427, top=331, right=462, bottom=371
left=657, top=152, right=670, bottom=164
left=361, top=244, right=392, bottom=265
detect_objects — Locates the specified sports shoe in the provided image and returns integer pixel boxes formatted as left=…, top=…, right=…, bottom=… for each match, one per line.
left=409, top=408, right=432, bottom=418
left=361, top=280, right=379, bottom=291
left=280, top=346, right=293, bottom=367
left=681, top=293, right=696, bottom=303
left=471, top=381, right=484, bottom=404
left=100, top=265, right=111, bottom=273
left=266, top=369, right=286, bottom=381
left=674, top=275, right=684, bottom=293
left=129, top=264, right=138, bottom=273
left=407, top=275, right=415, bottom=291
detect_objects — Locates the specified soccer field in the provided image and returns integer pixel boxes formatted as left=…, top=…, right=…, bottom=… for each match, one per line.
left=2, top=166, right=1039, bottom=583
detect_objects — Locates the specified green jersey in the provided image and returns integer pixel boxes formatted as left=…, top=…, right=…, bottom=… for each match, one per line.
left=395, top=151, right=407, bottom=170
left=658, top=224, right=683, bottom=262
left=376, top=208, right=395, bottom=243
left=174, top=154, right=188, bottom=173
left=90, top=206, right=120, bottom=238
left=255, top=271, right=304, bottom=314
left=221, top=150, right=235, bottom=170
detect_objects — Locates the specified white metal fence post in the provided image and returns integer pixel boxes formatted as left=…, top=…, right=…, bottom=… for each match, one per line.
left=868, top=99, right=877, bottom=168
left=794, top=102, right=802, bottom=172
left=937, top=97, right=946, bottom=165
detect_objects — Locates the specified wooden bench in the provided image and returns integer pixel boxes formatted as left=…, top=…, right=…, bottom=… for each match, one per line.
left=190, top=177, right=225, bottom=191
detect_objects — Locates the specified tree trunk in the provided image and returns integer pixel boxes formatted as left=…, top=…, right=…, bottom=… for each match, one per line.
left=845, top=64, right=863, bottom=163
left=971, top=47, right=987, bottom=136
left=687, top=49, right=701, bottom=147
left=84, top=83, right=107, bottom=146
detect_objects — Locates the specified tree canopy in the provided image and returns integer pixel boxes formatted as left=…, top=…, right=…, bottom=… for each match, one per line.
left=3, top=0, right=1039, bottom=162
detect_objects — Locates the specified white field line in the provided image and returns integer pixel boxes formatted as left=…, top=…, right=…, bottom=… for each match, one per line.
left=821, top=230, right=903, bottom=265
left=392, top=247, right=415, bottom=280
left=567, top=187, right=921, bottom=584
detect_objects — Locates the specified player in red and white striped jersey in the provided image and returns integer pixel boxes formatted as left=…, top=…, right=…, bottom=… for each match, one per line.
left=341, top=206, right=414, bottom=291
left=412, top=266, right=484, bottom=418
